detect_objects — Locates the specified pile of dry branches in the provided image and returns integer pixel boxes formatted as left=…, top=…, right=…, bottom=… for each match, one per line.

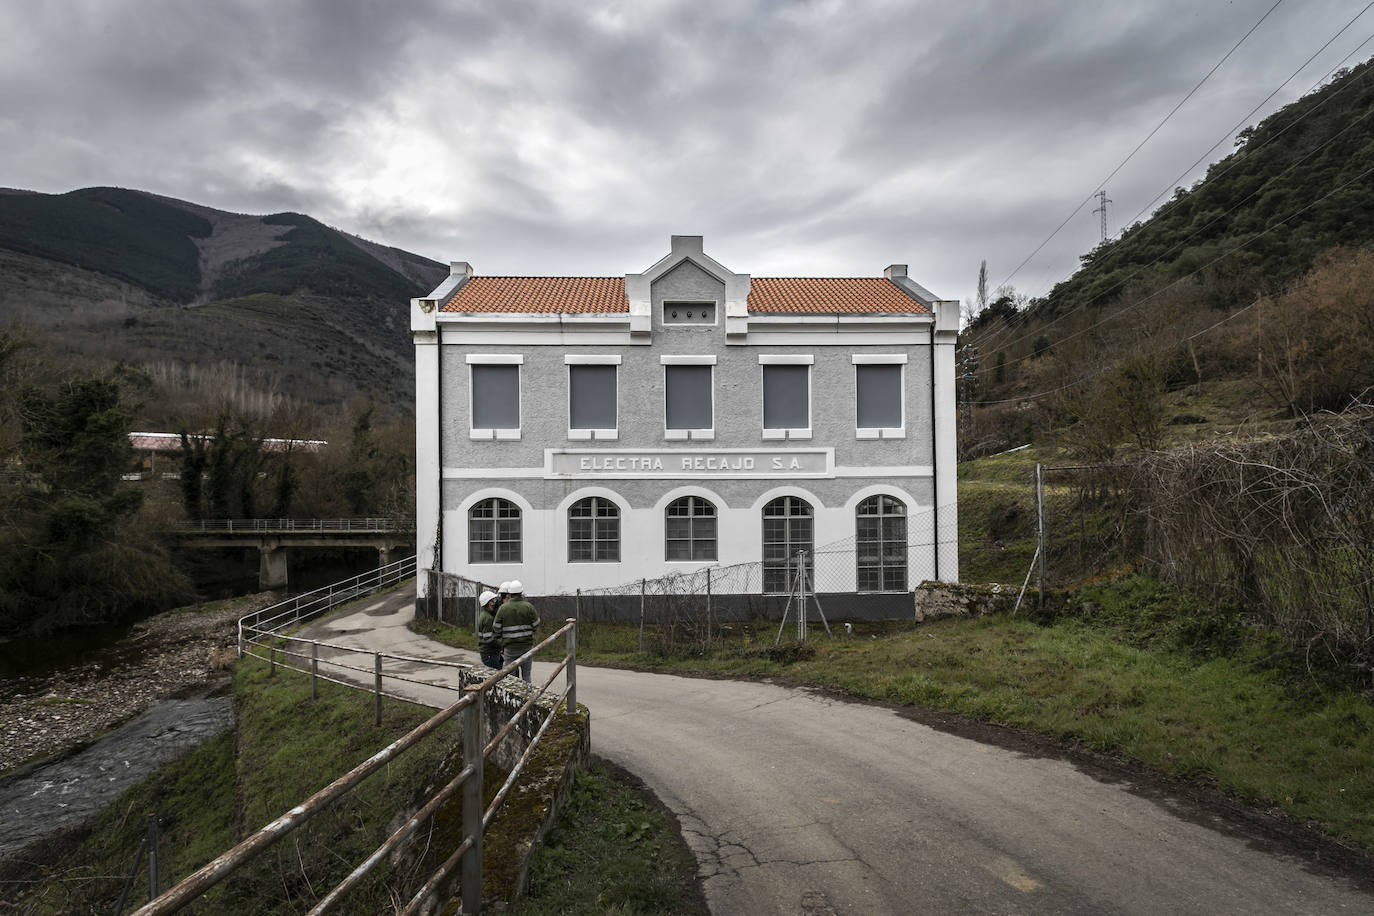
left=1131, top=406, right=1374, bottom=683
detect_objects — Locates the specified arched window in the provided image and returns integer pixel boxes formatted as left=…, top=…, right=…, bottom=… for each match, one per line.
left=856, top=495, right=907, bottom=592
left=665, top=496, right=717, bottom=561
left=568, top=497, right=620, bottom=562
left=762, top=496, right=813, bottom=593
left=469, top=498, right=521, bottom=563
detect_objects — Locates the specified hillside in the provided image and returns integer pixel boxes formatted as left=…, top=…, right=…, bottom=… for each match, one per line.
left=1039, top=56, right=1374, bottom=317
left=961, top=56, right=1374, bottom=457
left=0, top=188, right=448, bottom=405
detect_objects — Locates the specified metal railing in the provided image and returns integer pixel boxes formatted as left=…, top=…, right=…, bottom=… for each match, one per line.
left=237, top=555, right=417, bottom=657
left=135, top=565, right=579, bottom=915
left=176, top=517, right=415, bottom=533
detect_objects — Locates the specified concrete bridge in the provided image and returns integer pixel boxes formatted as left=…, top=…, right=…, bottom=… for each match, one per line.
left=170, top=518, right=415, bottom=589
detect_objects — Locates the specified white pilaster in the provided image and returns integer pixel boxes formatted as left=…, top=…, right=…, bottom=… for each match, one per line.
left=932, top=299, right=960, bottom=582
left=413, top=297, right=442, bottom=595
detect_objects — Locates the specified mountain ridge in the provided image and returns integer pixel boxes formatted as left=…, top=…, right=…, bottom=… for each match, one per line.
left=0, top=187, right=449, bottom=405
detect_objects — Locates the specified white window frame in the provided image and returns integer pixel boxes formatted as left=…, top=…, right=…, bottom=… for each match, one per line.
left=661, top=355, right=715, bottom=441
left=759, top=353, right=813, bottom=441
left=852, top=353, right=907, bottom=439
left=467, top=354, right=523, bottom=440
left=565, top=354, right=620, bottom=441
left=662, top=299, right=720, bottom=327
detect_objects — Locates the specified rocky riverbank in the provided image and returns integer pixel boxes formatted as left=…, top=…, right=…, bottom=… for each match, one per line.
left=0, top=593, right=279, bottom=776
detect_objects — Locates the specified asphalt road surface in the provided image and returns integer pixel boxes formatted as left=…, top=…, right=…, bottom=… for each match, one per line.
left=299, top=591, right=1372, bottom=915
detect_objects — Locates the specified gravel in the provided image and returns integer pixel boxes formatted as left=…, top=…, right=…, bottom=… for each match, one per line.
left=0, top=593, right=281, bottom=775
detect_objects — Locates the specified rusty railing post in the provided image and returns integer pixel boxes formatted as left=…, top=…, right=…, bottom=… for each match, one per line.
left=374, top=654, right=382, bottom=726
left=565, top=619, right=577, bottom=713
left=462, top=688, right=484, bottom=916
left=146, top=813, right=160, bottom=901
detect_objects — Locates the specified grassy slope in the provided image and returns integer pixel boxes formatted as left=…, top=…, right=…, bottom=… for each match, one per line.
left=9, top=656, right=455, bottom=914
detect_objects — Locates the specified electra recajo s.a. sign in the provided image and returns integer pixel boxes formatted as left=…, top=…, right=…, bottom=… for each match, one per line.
left=545, top=448, right=833, bottom=479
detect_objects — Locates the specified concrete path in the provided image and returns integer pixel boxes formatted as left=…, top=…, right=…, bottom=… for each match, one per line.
left=0, top=698, right=233, bottom=865
left=302, top=591, right=1373, bottom=915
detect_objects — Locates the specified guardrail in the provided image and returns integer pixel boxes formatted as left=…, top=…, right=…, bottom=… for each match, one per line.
left=176, top=517, right=416, bottom=533
left=237, top=555, right=417, bottom=656
left=134, top=562, right=579, bottom=915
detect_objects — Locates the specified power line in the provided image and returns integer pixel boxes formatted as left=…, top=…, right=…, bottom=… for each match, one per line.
left=970, top=159, right=1374, bottom=406
left=974, top=71, right=1374, bottom=368
left=972, top=44, right=1374, bottom=360
left=1122, top=1, right=1374, bottom=234
left=991, top=0, right=1284, bottom=296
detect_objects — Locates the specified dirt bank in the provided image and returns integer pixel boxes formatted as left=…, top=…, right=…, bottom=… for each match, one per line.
left=0, top=593, right=279, bottom=776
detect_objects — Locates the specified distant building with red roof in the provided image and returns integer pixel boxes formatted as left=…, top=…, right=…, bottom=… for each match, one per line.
left=412, top=235, right=958, bottom=616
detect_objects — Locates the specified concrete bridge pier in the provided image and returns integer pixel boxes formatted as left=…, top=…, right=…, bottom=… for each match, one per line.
left=259, top=543, right=288, bottom=590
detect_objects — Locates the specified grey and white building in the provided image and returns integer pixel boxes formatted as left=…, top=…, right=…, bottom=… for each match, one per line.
left=412, top=236, right=959, bottom=618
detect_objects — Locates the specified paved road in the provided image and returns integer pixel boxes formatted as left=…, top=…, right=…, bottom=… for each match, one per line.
left=300, top=591, right=1372, bottom=915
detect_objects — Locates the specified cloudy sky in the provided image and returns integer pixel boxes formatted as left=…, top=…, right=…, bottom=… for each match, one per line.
left=3, top=0, right=1372, bottom=306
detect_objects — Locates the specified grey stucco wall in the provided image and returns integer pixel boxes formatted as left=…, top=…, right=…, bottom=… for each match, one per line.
left=441, top=475, right=933, bottom=513
left=437, top=261, right=935, bottom=471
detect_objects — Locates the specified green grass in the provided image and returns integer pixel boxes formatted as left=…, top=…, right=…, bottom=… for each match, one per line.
left=416, top=576, right=1374, bottom=852
left=513, top=764, right=707, bottom=916
left=9, top=658, right=463, bottom=914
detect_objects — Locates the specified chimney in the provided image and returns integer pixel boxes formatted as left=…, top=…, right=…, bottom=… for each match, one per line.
left=450, top=261, right=474, bottom=278
left=883, top=264, right=908, bottom=279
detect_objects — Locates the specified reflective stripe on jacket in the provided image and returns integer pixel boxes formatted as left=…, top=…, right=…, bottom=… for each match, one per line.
left=493, top=599, right=540, bottom=650
left=477, top=607, right=499, bottom=653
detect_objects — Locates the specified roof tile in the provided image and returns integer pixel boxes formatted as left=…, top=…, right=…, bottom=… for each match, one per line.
left=442, top=276, right=628, bottom=313
left=746, top=277, right=929, bottom=314
left=437, top=275, right=929, bottom=315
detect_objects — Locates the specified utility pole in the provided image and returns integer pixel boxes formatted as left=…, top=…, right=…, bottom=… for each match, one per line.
left=1093, top=190, right=1112, bottom=243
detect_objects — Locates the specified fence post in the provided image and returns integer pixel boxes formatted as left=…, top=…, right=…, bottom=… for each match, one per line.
left=311, top=642, right=319, bottom=700
left=146, top=813, right=160, bottom=901
left=566, top=619, right=577, bottom=713
left=374, top=654, right=383, bottom=726
left=462, top=689, right=484, bottom=916
left=705, top=568, right=712, bottom=652
left=638, top=579, right=646, bottom=652
left=575, top=588, right=581, bottom=622
left=237, top=621, right=244, bottom=659
left=1035, top=463, right=1046, bottom=610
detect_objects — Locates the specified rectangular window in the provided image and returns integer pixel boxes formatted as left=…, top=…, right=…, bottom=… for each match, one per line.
left=662, top=356, right=714, bottom=439
left=853, top=354, right=906, bottom=438
left=468, top=354, right=522, bottom=440
left=761, top=355, right=812, bottom=439
left=568, top=359, right=618, bottom=439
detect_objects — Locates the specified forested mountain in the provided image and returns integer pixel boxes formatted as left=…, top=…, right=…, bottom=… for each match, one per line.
left=1037, top=56, right=1374, bottom=318
left=0, top=188, right=447, bottom=405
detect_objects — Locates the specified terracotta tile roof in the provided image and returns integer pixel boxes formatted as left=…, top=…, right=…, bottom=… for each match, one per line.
left=442, top=276, right=628, bottom=313
left=437, top=275, right=929, bottom=315
left=747, top=277, right=929, bottom=314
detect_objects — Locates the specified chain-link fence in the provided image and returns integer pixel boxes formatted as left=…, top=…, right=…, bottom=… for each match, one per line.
left=419, top=504, right=958, bottom=653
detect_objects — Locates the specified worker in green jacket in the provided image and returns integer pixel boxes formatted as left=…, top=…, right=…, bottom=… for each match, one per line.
left=493, top=579, right=540, bottom=682
left=476, top=589, right=502, bottom=670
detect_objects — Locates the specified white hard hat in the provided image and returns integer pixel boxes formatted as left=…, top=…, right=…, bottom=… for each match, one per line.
left=498, top=581, right=512, bottom=593
left=479, top=590, right=497, bottom=606
left=508, top=579, right=523, bottom=593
